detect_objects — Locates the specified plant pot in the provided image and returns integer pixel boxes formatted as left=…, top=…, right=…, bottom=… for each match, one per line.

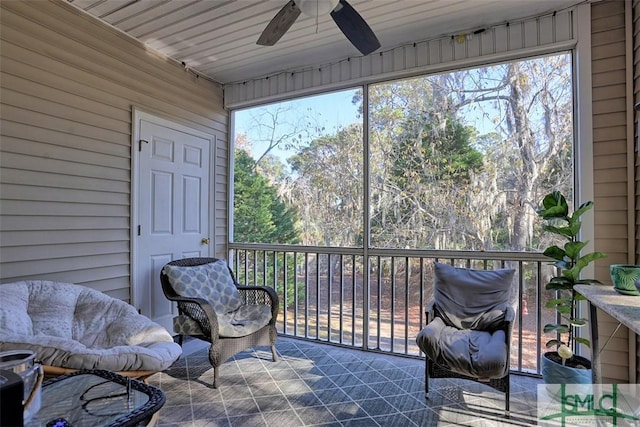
left=610, top=264, right=640, bottom=296
left=541, top=351, right=592, bottom=385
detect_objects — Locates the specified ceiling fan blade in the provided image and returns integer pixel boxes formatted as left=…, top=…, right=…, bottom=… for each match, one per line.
left=257, top=0, right=302, bottom=46
left=330, top=0, right=380, bottom=56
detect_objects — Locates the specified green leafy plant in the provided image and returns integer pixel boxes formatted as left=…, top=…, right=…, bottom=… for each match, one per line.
left=537, top=191, right=607, bottom=365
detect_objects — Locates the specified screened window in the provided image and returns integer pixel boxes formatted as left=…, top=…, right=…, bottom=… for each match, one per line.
left=232, top=89, right=363, bottom=247
left=231, top=52, right=574, bottom=252
left=369, top=53, right=574, bottom=251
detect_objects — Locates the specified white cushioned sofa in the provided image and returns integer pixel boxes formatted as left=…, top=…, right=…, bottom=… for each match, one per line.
left=0, top=280, right=182, bottom=376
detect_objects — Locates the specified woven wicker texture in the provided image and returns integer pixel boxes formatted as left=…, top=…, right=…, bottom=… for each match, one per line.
left=160, top=257, right=279, bottom=388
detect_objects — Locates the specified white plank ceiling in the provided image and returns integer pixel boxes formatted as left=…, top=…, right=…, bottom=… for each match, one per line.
left=68, top=0, right=584, bottom=84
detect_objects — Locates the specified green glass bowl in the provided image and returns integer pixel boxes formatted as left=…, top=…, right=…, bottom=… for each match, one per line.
left=609, top=264, right=640, bottom=296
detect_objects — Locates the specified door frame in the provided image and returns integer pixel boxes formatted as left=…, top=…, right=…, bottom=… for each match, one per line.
left=130, top=107, right=216, bottom=310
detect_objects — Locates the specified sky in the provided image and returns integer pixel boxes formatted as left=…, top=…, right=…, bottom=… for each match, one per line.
left=233, top=52, right=572, bottom=164
left=232, top=82, right=503, bottom=165
left=233, top=88, right=361, bottom=162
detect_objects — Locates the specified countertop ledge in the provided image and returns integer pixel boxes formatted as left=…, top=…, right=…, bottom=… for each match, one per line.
left=574, top=284, right=640, bottom=335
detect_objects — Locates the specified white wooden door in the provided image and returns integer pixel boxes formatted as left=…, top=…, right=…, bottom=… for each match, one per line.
left=132, top=110, right=213, bottom=331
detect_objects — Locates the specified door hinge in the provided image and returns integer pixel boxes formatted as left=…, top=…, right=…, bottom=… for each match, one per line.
left=139, top=139, right=149, bottom=151
left=137, top=225, right=141, bottom=236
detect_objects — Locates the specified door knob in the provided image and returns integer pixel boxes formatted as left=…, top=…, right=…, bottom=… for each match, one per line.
left=201, top=238, right=210, bottom=245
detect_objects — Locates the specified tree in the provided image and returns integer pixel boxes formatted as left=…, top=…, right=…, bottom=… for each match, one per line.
left=434, top=55, right=574, bottom=251
left=364, top=77, right=489, bottom=249
left=233, top=149, right=299, bottom=244
left=288, top=124, right=363, bottom=247
left=373, top=108, right=484, bottom=249
left=239, top=104, right=322, bottom=166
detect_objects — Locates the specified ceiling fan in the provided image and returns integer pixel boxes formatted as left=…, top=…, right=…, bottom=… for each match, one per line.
left=257, top=0, right=381, bottom=56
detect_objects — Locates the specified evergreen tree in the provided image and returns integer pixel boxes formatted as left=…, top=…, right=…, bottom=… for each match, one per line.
left=233, top=150, right=299, bottom=244
left=392, top=110, right=482, bottom=187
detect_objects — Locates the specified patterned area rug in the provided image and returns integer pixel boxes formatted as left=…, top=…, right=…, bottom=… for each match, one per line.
left=148, top=337, right=540, bottom=426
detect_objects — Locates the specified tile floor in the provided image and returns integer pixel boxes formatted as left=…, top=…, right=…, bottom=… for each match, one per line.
left=148, top=337, right=542, bottom=426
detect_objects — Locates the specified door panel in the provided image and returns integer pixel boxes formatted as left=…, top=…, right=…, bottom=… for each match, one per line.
left=134, top=112, right=213, bottom=331
left=150, top=254, right=172, bottom=320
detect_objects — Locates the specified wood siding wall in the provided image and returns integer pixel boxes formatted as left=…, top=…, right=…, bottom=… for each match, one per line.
left=592, top=0, right=635, bottom=383
left=0, top=0, right=228, bottom=300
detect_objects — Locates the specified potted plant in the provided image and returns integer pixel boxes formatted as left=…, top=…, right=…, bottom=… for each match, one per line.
left=536, top=191, right=607, bottom=384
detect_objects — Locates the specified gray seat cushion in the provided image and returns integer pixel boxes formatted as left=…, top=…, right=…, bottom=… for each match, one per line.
left=432, top=262, right=515, bottom=330
left=173, top=305, right=272, bottom=338
left=416, top=263, right=515, bottom=379
left=0, top=281, right=182, bottom=372
left=417, top=316, right=508, bottom=378
left=217, top=304, right=273, bottom=337
left=163, top=260, right=272, bottom=338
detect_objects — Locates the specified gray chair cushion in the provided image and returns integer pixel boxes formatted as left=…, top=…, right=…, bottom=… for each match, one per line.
left=433, top=262, right=515, bottom=330
left=174, top=314, right=205, bottom=336
left=217, top=304, right=272, bottom=337
left=163, top=260, right=242, bottom=314
left=417, top=316, right=508, bottom=378
left=173, top=306, right=272, bottom=338
left=163, top=260, right=272, bottom=338
left=416, top=263, right=515, bottom=379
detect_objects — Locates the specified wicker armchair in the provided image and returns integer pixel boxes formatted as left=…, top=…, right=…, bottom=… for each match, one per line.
left=160, top=257, right=278, bottom=388
left=416, top=262, right=515, bottom=415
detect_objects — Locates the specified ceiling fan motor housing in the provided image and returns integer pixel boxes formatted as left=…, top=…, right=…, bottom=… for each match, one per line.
left=298, top=0, right=340, bottom=17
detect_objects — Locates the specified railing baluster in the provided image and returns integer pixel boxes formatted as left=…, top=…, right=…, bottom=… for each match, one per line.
left=272, top=251, right=276, bottom=291
left=262, top=251, right=267, bottom=287
left=537, top=261, right=543, bottom=374
left=305, top=252, right=309, bottom=338
left=419, top=258, right=425, bottom=333
left=351, top=256, right=356, bottom=347
left=339, top=255, right=344, bottom=345
left=518, top=261, right=524, bottom=372
left=244, top=250, right=248, bottom=284
left=315, top=253, right=320, bottom=340
left=294, top=252, right=299, bottom=337
left=390, top=257, right=396, bottom=353
left=328, top=253, right=333, bottom=342
left=253, top=250, right=258, bottom=286
left=376, top=256, right=381, bottom=351
left=404, top=256, right=409, bottom=355
left=228, top=243, right=547, bottom=375
left=283, top=251, right=288, bottom=335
